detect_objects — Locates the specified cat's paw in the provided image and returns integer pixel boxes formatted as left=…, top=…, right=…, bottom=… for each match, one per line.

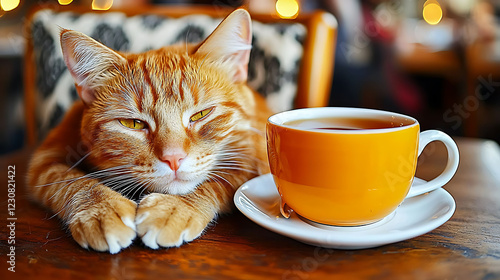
left=135, top=193, right=213, bottom=249
left=68, top=192, right=137, bottom=254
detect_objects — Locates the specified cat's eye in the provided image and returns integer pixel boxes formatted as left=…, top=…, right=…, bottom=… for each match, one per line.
left=189, top=108, right=214, bottom=123
left=119, top=119, right=147, bottom=130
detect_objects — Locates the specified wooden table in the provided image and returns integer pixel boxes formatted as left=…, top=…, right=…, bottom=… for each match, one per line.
left=1, top=138, right=499, bottom=279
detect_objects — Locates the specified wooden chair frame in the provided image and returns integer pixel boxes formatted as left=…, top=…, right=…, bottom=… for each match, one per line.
left=24, top=5, right=337, bottom=145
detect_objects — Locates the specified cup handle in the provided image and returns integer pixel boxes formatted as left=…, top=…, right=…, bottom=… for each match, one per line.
left=406, top=130, right=460, bottom=198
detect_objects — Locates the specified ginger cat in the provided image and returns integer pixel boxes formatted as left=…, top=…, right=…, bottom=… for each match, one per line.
left=28, top=9, right=271, bottom=253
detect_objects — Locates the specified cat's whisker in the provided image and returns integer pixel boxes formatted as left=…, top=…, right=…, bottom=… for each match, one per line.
left=136, top=182, right=152, bottom=201
left=206, top=176, right=227, bottom=191
left=208, top=169, right=232, bottom=175
left=213, top=152, right=258, bottom=171
left=114, top=183, right=142, bottom=199
left=218, top=150, right=252, bottom=155
left=49, top=195, right=79, bottom=220
left=217, top=152, right=250, bottom=160
left=43, top=169, right=134, bottom=206
left=104, top=178, right=136, bottom=193
left=214, top=158, right=248, bottom=163
left=215, top=156, right=256, bottom=166
left=207, top=175, right=226, bottom=193
left=207, top=171, right=234, bottom=188
left=67, top=152, right=91, bottom=172
left=110, top=177, right=143, bottom=193
left=140, top=178, right=157, bottom=195
left=217, top=150, right=255, bottom=159
left=86, top=165, right=134, bottom=175
left=220, top=146, right=253, bottom=151
left=213, top=162, right=252, bottom=168
left=91, top=172, right=140, bottom=193
left=216, top=151, right=252, bottom=157
left=124, top=182, right=146, bottom=199
left=214, top=167, right=258, bottom=175
left=36, top=165, right=135, bottom=189
left=220, top=155, right=263, bottom=166
left=44, top=166, right=136, bottom=208
left=45, top=177, right=93, bottom=205
left=106, top=172, right=156, bottom=199
left=48, top=178, right=113, bottom=221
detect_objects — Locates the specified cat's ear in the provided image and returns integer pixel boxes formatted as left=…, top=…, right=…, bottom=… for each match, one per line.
left=195, top=9, right=252, bottom=83
left=60, top=29, right=126, bottom=104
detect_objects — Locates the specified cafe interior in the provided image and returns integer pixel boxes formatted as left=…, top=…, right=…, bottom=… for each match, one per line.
left=0, top=0, right=499, bottom=279
left=1, top=0, right=499, bottom=154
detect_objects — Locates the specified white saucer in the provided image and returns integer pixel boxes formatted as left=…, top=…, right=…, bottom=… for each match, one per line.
left=234, top=174, right=456, bottom=249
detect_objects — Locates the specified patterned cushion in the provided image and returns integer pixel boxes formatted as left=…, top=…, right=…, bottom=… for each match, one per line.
left=30, top=9, right=307, bottom=139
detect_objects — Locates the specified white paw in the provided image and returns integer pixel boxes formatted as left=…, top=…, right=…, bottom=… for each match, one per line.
left=69, top=196, right=137, bottom=254
left=105, top=217, right=137, bottom=254
left=135, top=193, right=210, bottom=249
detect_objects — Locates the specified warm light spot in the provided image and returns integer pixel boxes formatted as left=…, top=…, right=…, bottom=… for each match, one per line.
left=92, top=0, right=113, bottom=11
left=423, top=0, right=443, bottom=25
left=276, top=0, right=299, bottom=19
left=0, top=0, right=20, bottom=12
left=58, top=0, right=73, bottom=5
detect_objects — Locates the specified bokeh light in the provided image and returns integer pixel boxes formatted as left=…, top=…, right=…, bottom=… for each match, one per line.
left=276, top=0, right=299, bottom=19
left=423, top=0, right=443, bottom=25
left=0, top=0, right=20, bottom=12
left=58, top=0, right=73, bottom=5
left=92, top=0, right=113, bottom=11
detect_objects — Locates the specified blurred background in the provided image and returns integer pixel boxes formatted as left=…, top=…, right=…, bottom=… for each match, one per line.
left=1, top=0, right=499, bottom=155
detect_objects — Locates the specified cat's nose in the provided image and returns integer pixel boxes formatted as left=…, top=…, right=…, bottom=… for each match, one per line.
left=160, top=150, right=187, bottom=172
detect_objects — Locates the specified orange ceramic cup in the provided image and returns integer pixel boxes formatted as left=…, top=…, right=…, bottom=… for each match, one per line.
left=266, top=107, right=459, bottom=226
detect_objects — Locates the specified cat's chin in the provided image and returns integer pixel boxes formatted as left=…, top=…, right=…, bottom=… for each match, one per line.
left=152, top=177, right=205, bottom=195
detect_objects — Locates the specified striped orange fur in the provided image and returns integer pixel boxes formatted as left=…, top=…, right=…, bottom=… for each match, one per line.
left=27, top=9, right=271, bottom=253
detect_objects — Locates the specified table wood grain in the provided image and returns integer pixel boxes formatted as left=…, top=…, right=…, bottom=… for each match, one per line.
left=1, top=138, right=499, bottom=279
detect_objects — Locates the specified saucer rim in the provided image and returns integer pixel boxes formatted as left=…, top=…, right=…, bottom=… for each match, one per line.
left=234, top=173, right=456, bottom=249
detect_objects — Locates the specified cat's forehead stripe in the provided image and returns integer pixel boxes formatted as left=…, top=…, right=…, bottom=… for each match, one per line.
left=140, top=59, right=159, bottom=105
left=132, top=83, right=144, bottom=113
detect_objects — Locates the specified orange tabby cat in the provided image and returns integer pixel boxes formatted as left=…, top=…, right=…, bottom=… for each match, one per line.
left=27, top=9, right=271, bottom=253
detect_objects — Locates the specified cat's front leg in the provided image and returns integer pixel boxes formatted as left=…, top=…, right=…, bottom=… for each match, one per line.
left=135, top=182, right=231, bottom=248
left=29, top=161, right=137, bottom=254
